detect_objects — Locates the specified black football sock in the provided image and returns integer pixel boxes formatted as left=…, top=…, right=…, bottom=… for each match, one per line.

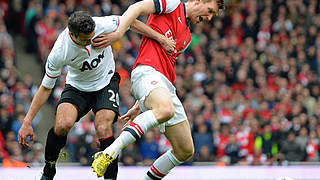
left=99, top=135, right=118, bottom=179
left=43, top=127, right=67, bottom=178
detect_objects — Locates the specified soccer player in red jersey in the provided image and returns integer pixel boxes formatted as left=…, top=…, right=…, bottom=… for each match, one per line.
left=92, top=0, right=225, bottom=179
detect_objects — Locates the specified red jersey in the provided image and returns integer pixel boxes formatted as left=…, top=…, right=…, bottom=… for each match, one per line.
left=133, top=0, right=192, bottom=84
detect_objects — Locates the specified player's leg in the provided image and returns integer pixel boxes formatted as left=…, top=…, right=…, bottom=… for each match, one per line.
left=92, top=67, right=174, bottom=177
left=143, top=92, right=194, bottom=179
left=102, top=87, right=174, bottom=159
left=144, top=120, right=194, bottom=180
left=94, top=110, right=118, bottom=180
left=93, top=87, right=173, bottom=177
left=42, top=102, right=78, bottom=179
left=42, top=84, right=91, bottom=179
left=101, top=66, right=175, bottom=156
left=93, top=72, right=121, bottom=180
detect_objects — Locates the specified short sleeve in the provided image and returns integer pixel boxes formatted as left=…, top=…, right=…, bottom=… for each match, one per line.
left=93, top=16, right=120, bottom=34
left=153, top=0, right=180, bottom=14
left=41, top=47, right=64, bottom=89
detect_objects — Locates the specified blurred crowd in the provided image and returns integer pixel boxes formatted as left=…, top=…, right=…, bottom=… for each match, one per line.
left=1, top=0, right=320, bottom=167
left=0, top=0, right=41, bottom=167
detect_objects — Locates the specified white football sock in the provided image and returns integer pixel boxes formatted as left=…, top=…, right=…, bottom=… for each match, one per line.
left=143, top=150, right=183, bottom=180
left=103, top=110, right=158, bottom=159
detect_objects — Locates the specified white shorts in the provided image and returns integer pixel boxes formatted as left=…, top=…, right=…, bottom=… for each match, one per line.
left=131, top=65, right=187, bottom=133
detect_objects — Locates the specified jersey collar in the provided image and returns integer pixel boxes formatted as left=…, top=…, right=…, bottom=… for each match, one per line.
left=69, top=31, right=81, bottom=46
left=68, top=31, right=91, bottom=56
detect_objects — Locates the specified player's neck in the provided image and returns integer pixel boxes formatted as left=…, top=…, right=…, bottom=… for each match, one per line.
left=69, top=32, right=85, bottom=47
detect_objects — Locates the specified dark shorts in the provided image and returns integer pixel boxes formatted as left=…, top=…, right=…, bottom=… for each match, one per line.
left=57, top=72, right=121, bottom=122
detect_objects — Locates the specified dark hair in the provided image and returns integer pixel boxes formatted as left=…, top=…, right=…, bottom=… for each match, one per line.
left=68, top=11, right=95, bottom=37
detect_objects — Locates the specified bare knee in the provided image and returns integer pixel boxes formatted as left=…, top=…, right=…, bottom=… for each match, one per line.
left=94, top=110, right=115, bottom=138
left=54, top=119, right=74, bottom=136
left=145, top=88, right=175, bottom=123
left=153, top=104, right=175, bottom=123
left=173, top=144, right=194, bottom=162
left=55, top=103, right=78, bottom=136
left=95, top=119, right=113, bottom=138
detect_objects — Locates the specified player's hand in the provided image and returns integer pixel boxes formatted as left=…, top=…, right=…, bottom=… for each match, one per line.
left=18, top=120, right=34, bottom=148
left=120, top=107, right=140, bottom=131
left=92, top=32, right=122, bottom=49
left=159, top=35, right=176, bottom=56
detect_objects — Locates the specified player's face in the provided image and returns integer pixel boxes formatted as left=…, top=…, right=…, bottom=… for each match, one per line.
left=74, top=31, right=95, bottom=46
left=190, top=0, right=219, bottom=24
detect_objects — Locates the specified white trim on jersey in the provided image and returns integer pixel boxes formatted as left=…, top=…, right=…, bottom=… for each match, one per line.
left=159, top=0, right=164, bottom=13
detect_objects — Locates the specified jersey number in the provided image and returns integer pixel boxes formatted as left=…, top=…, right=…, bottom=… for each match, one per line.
left=108, top=89, right=119, bottom=107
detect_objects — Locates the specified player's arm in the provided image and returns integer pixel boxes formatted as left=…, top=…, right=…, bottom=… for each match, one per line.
left=92, top=0, right=156, bottom=47
left=19, top=49, right=63, bottom=147
left=118, top=0, right=180, bottom=35
left=92, top=0, right=178, bottom=49
left=116, top=0, right=156, bottom=37
left=18, top=85, right=52, bottom=147
left=23, top=85, right=52, bottom=125
left=130, top=19, right=176, bottom=55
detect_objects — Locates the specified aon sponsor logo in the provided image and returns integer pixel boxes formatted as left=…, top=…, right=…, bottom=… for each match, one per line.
left=80, top=50, right=104, bottom=72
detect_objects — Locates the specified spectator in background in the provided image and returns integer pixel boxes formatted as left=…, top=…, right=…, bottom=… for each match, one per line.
left=195, top=145, right=214, bottom=162
left=0, top=106, right=13, bottom=135
left=25, top=1, right=43, bottom=54
left=224, top=134, right=241, bottom=164
left=280, top=131, right=305, bottom=162
left=193, top=122, right=214, bottom=159
left=0, top=130, right=8, bottom=162
left=306, top=130, right=319, bottom=161
left=295, top=127, right=309, bottom=156
left=236, top=123, right=254, bottom=158
left=215, top=125, right=230, bottom=161
left=121, top=143, right=140, bottom=166
left=27, top=142, right=45, bottom=165
left=245, top=148, right=269, bottom=166
left=3, top=131, right=27, bottom=168
left=11, top=113, right=25, bottom=142
left=35, top=14, right=58, bottom=63
left=254, top=123, right=278, bottom=158
left=139, top=130, right=160, bottom=166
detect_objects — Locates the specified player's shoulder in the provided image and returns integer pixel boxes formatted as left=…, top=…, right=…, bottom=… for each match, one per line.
left=48, top=29, right=70, bottom=63
left=92, top=16, right=119, bottom=35
left=52, top=29, right=69, bottom=50
left=92, top=16, right=118, bottom=25
left=154, top=0, right=181, bottom=14
left=93, top=16, right=118, bottom=27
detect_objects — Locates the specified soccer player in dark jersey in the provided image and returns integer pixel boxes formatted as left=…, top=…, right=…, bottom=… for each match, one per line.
left=92, top=0, right=225, bottom=179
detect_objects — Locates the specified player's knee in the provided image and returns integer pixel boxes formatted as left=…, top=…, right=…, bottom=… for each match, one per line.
left=54, top=121, right=74, bottom=136
left=174, top=144, right=194, bottom=162
left=95, top=122, right=112, bottom=135
left=155, top=104, right=175, bottom=123
left=181, top=144, right=194, bottom=161
left=94, top=118, right=113, bottom=137
left=162, top=106, right=175, bottom=119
